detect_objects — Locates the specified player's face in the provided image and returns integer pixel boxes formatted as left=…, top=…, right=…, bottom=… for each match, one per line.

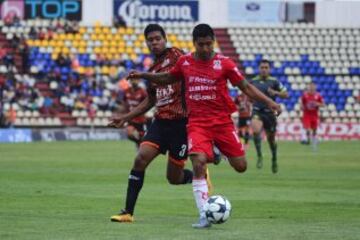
left=131, top=79, right=140, bottom=89
left=145, top=31, right=167, bottom=56
left=193, top=36, right=214, bottom=60
left=259, top=63, right=270, bottom=77
left=308, top=83, right=316, bottom=93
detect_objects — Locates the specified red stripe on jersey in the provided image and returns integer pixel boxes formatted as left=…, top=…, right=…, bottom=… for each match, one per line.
left=148, top=47, right=187, bottom=120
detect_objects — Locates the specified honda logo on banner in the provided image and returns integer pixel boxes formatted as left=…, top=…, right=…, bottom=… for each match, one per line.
left=0, top=0, right=25, bottom=19
left=114, top=0, right=199, bottom=23
left=277, top=122, right=360, bottom=140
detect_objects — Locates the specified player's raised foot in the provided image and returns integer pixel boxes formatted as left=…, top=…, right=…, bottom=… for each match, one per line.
left=110, top=209, right=134, bottom=223
left=191, top=216, right=212, bottom=229
left=205, top=167, right=213, bottom=195
left=256, top=155, right=263, bottom=169
left=271, top=159, right=278, bottom=174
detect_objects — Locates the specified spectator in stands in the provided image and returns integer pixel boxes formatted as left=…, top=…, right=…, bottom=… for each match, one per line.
left=38, top=29, right=47, bottom=40
left=4, top=51, right=15, bottom=71
left=56, top=53, right=71, bottom=67
left=11, top=34, right=21, bottom=50
left=64, top=20, right=79, bottom=34
left=12, top=14, right=21, bottom=27
left=0, top=112, right=5, bottom=128
left=41, top=96, right=54, bottom=116
left=98, top=96, right=109, bottom=111
left=29, top=27, right=38, bottom=39
left=4, top=12, right=14, bottom=27
left=71, top=21, right=79, bottom=33
left=71, top=54, right=80, bottom=71
left=61, top=94, right=74, bottom=113
left=4, top=106, right=16, bottom=127
left=0, top=47, right=7, bottom=64
left=19, top=38, right=29, bottom=73
left=88, top=104, right=97, bottom=119
left=74, top=93, right=88, bottom=110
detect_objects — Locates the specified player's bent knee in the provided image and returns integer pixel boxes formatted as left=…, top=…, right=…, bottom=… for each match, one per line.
left=229, top=157, right=247, bottom=173
left=166, top=174, right=182, bottom=185
left=234, top=161, right=247, bottom=173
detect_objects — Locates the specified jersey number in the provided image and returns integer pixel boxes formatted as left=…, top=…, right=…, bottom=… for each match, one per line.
left=179, top=144, right=187, bottom=157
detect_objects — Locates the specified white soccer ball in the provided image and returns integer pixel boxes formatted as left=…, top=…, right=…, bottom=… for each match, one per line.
left=203, top=195, right=232, bottom=224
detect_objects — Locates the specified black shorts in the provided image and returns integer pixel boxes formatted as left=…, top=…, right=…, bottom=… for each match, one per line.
left=128, top=121, right=146, bottom=133
left=142, top=118, right=188, bottom=161
left=252, top=110, right=277, bottom=133
left=238, top=117, right=251, bottom=128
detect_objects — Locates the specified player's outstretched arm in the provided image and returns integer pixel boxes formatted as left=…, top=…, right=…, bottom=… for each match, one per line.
left=237, top=80, right=282, bottom=115
left=127, top=70, right=179, bottom=85
left=268, top=88, right=289, bottom=99
left=108, top=96, right=154, bottom=128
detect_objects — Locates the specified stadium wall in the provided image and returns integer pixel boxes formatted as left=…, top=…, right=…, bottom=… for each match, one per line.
left=82, top=0, right=113, bottom=26
left=316, top=1, right=360, bottom=27
left=0, top=128, right=127, bottom=143
left=1, top=124, right=359, bottom=143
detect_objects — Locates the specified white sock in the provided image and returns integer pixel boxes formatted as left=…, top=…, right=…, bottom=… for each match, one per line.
left=312, top=135, right=318, bottom=150
left=192, top=178, right=208, bottom=218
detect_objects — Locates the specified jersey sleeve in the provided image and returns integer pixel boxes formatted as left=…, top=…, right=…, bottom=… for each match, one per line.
left=301, top=94, right=307, bottom=108
left=169, top=56, right=185, bottom=80
left=274, top=80, right=287, bottom=92
left=318, top=94, right=324, bottom=104
left=224, top=59, right=245, bottom=85
left=141, top=89, right=148, bottom=101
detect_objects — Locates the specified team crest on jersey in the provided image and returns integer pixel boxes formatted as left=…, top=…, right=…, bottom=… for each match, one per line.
left=213, top=60, right=222, bottom=70
left=161, top=58, right=170, bottom=68
left=182, top=60, right=190, bottom=66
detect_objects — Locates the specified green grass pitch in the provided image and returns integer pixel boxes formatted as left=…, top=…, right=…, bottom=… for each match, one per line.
left=0, top=140, right=359, bottom=240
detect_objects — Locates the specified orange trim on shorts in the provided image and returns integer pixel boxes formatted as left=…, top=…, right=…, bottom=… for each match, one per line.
left=140, top=141, right=160, bottom=150
left=168, top=156, right=186, bottom=168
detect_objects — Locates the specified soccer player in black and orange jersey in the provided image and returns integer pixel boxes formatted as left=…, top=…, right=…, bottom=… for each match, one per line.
left=122, top=78, right=147, bottom=148
left=108, top=24, right=195, bottom=223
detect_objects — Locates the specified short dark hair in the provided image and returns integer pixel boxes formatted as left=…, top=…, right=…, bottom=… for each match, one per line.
left=260, top=59, right=271, bottom=66
left=192, top=23, right=215, bottom=41
left=144, top=24, right=166, bottom=39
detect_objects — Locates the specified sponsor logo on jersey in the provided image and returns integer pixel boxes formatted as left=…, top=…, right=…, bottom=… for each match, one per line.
left=161, top=58, right=170, bottom=68
left=182, top=60, right=190, bottom=66
left=213, top=60, right=222, bottom=70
